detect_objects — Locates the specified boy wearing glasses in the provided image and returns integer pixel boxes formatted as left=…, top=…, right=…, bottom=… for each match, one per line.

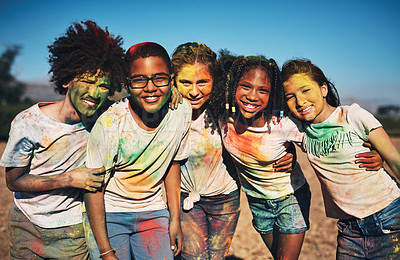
left=84, top=42, right=191, bottom=259
left=0, top=21, right=127, bottom=259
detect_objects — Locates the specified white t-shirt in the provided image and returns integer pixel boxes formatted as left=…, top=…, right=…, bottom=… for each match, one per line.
left=86, top=98, right=192, bottom=212
left=221, top=116, right=306, bottom=199
left=303, top=103, right=400, bottom=219
left=0, top=103, right=88, bottom=228
left=180, top=109, right=238, bottom=209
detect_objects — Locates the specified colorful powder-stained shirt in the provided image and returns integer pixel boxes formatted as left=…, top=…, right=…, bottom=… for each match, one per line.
left=86, top=98, right=191, bottom=213
left=0, top=103, right=89, bottom=228
left=221, top=116, right=306, bottom=199
left=302, top=103, right=400, bottom=219
left=180, top=109, right=238, bottom=207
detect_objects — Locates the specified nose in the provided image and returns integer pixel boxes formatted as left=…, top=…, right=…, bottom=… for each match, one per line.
left=189, top=85, right=200, bottom=98
left=296, top=95, right=305, bottom=107
left=88, top=85, right=102, bottom=99
left=144, top=79, right=157, bottom=93
left=246, top=89, right=257, bottom=101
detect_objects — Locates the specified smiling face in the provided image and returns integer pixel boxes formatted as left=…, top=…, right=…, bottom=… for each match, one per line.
left=66, top=71, right=110, bottom=117
left=283, top=73, right=331, bottom=123
left=127, top=56, right=172, bottom=113
left=176, top=63, right=213, bottom=113
left=234, top=67, right=271, bottom=127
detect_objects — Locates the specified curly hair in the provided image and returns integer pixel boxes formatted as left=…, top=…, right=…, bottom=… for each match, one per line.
left=208, top=55, right=287, bottom=125
left=48, top=20, right=127, bottom=95
left=281, top=59, right=340, bottom=107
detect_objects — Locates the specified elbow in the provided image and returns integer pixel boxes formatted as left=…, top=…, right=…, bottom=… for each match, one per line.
left=6, top=182, right=18, bottom=192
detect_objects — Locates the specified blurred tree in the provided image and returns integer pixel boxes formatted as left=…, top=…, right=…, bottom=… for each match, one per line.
left=0, top=45, right=26, bottom=105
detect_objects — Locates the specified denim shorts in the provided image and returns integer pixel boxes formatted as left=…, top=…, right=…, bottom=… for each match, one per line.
left=247, top=183, right=311, bottom=235
left=337, top=196, right=400, bottom=259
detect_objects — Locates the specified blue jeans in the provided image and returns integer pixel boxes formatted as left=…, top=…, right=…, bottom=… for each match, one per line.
left=179, top=190, right=240, bottom=260
left=83, top=209, right=173, bottom=260
left=247, top=183, right=311, bottom=235
left=337, top=196, right=400, bottom=259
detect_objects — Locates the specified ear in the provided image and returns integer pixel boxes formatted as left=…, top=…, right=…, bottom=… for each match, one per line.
left=62, top=82, right=71, bottom=90
left=321, top=83, right=329, bottom=98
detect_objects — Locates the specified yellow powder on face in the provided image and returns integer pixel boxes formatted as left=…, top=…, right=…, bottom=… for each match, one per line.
left=176, top=63, right=213, bottom=100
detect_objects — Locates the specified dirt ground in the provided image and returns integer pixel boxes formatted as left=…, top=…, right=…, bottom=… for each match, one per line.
left=1, top=139, right=400, bottom=260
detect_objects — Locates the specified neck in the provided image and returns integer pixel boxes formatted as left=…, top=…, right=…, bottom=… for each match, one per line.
left=312, top=103, right=337, bottom=124
left=40, top=97, right=82, bottom=124
left=129, top=99, right=168, bottom=130
left=192, top=105, right=206, bottom=121
left=236, top=111, right=265, bottom=127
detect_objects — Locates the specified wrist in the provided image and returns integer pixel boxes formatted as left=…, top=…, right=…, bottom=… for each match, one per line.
left=99, top=248, right=116, bottom=258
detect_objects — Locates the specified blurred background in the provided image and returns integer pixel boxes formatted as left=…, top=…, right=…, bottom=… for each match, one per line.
left=1, top=0, right=399, bottom=139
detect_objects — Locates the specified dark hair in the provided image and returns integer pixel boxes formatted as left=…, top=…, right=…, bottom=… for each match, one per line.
left=126, top=42, right=172, bottom=73
left=48, top=20, right=127, bottom=96
left=281, top=59, right=340, bottom=107
left=209, top=55, right=287, bottom=124
left=171, top=42, right=217, bottom=78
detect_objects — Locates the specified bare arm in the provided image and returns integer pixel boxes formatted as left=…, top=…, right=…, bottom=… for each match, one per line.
left=6, top=164, right=105, bottom=192
left=84, top=187, right=118, bottom=259
left=164, top=161, right=182, bottom=256
left=368, top=127, right=400, bottom=179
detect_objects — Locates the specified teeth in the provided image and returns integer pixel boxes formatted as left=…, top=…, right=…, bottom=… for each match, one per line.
left=83, top=99, right=96, bottom=106
left=243, top=102, right=257, bottom=109
left=299, top=106, right=311, bottom=113
left=145, top=96, right=158, bottom=100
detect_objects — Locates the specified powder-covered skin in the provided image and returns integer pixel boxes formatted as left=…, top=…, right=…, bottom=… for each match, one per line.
left=175, top=63, right=213, bottom=113
left=68, top=72, right=111, bottom=118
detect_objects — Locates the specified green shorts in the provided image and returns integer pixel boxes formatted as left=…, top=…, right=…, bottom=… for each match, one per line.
left=8, top=202, right=89, bottom=259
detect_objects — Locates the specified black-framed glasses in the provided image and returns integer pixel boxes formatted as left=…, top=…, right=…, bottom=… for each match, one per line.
left=127, top=73, right=171, bottom=89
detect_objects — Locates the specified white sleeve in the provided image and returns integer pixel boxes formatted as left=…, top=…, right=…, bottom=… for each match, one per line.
left=282, top=117, right=304, bottom=147
left=348, top=104, right=382, bottom=141
left=0, top=120, right=34, bottom=168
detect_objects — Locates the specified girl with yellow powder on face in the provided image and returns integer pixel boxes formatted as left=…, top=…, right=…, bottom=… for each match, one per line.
left=281, top=59, right=400, bottom=259
left=171, top=43, right=294, bottom=260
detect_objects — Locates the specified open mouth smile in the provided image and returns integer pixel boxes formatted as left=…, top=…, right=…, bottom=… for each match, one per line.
left=240, top=100, right=260, bottom=112
left=143, top=96, right=161, bottom=103
left=82, top=98, right=99, bottom=107
left=298, top=105, right=312, bottom=115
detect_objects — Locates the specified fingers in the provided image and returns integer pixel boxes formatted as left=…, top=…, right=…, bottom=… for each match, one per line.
left=274, top=153, right=293, bottom=172
left=362, top=142, right=372, bottom=149
left=89, top=167, right=106, bottom=175
left=273, top=164, right=293, bottom=172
